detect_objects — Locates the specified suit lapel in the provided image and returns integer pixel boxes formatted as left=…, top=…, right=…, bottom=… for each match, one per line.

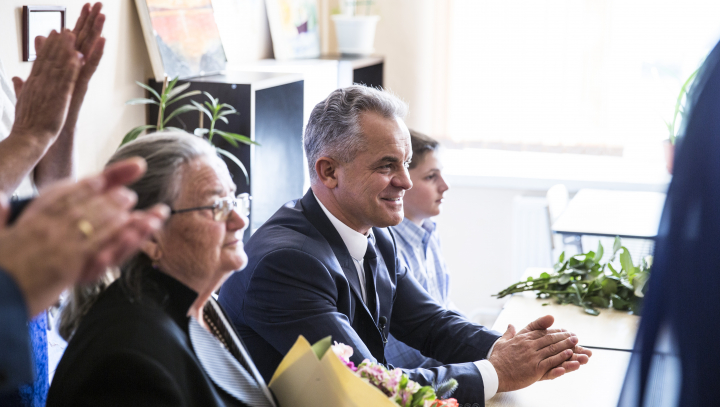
left=299, top=190, right=370, bottom=315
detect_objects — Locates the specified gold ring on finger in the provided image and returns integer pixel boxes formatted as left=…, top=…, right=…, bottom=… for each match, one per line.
left=78, top=219, right=94, bottom=238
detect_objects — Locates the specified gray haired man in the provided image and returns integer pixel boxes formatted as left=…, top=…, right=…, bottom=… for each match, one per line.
left=220, top=85, right=592, bottom=405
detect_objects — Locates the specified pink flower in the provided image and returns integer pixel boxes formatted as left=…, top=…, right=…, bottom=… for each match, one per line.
left=332, top=341, right=354, bottom=361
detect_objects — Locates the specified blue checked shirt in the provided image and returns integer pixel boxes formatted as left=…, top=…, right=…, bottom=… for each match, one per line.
left=385, top=218, right=460, bottom=368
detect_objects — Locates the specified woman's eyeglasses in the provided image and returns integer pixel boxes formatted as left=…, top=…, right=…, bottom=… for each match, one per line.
left=170, top=193, right=251, bottom=222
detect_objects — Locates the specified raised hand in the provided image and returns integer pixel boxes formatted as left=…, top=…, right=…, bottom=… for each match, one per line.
left=488, top=315, right=589, bottom=392
left=64, top=2, right=106, bottom=132
left=0, top=158, right=169, bottom=318
left=10, top=30, right=81, bottom=143
left=32, top=2, right=106, bottom=187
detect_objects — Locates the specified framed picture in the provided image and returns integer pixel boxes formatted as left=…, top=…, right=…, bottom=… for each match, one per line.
left=265, top=0, right=321, bottom=60
left=212, top=0, right=273, bottom=63
left=135, top=0, right=227, bottom=81
left=23, top=6, right=66, bottom=62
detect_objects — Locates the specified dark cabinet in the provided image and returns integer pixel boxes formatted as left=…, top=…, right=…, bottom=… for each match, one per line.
left=148, top=71, right=304, bottom=236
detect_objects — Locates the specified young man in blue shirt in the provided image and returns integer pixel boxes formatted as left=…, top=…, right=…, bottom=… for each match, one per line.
left=385, top=130, right=458, bottom=369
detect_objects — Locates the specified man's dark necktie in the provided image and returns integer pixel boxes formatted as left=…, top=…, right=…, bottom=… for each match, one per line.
left=364, top=236, right=379, bottom=322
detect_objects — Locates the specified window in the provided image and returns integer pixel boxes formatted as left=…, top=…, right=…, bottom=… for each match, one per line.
left=443, top=0, right=720, bottom=159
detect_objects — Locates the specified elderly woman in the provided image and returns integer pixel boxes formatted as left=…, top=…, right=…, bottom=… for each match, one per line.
left=47, top=132, right=276, bottom=407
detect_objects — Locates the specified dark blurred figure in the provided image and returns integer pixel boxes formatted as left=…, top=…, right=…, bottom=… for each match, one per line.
left=618, top=39, right=720, bottom=406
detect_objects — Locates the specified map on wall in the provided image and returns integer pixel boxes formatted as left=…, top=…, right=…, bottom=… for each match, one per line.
left=265, top=0, right=321, bottom=60
left=136, top=0, right=227, bottom=81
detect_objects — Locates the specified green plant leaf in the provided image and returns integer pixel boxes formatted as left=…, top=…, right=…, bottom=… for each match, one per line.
left=166, top=90, right=201, bottom=107
left=311, top=336, right=332, bottom=360
left=593, top=242, right=604, bottom=263
left=216, top=147, right=249, bottom=184
left=203, top=91, right=218, bottom=108
left=218, top=103, right=237, bottom=113
left=558, top=251, right=565, bottom=263
left=434, top=378, right=458, bottom=399
left=587, top=296, right=609, bottom=308
left=119, top=124, right=155, bottom=147
left=190, top=100, right=213, bottom=121
left=601, top=278, right=617, bottom=295
left=165, top=77, right=180, bottom=95
left=584, top=307, right=600, bottom=316
left=218, top=116, right=229, bottom=124
left=619, top=248, right=636, bottom=275
left=194, top=128, right=210, bottom=136
left=629, top=298, right=643, bottom=315
left=163, top=104, right=197, bottom=126
left=217, top=109, right=238, bottom=118
left=219, top=132, right=239, bottom=147
left=135, top=81, right=160, bottom=100
left=632, top=271, right=650, bottom=298
left=166, top=81, right=191, bottom=100
left=214, top=130, right=260, bottom=146
left=611, top=294, right=629, bottom=310
left=613, top=236, right=622, bottom=256
left=126, top=98, right=159, bottom=105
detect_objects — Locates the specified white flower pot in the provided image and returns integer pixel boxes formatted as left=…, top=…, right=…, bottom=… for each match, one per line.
left=331, top=15, right=380, bottom=55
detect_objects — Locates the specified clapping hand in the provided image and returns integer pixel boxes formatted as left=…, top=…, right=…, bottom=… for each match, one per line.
left=10, top=29, right=82, bottom=143
left=489, top=315, right=592, bottom=393
left=11, top=3, right=105, bottom=153
left=0, top=158, right=169, bottom=318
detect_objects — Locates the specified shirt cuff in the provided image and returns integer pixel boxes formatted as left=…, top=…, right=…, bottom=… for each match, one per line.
left=473, top=359, right=499, bottom=401
left=486, top=338, right=499, bottom=359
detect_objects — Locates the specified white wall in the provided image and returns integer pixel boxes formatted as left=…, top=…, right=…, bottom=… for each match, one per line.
left=373, top=0, right=436, bottom=133
left=436, top=186, right=525, bottom=320
left=0, top=1, right=153, bottom=178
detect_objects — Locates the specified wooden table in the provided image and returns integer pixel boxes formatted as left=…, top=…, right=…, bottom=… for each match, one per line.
left=491, top=295, right=640, bottom=351
left=486, top=349, right=631, bottom=407
left=552, top=189, right=666, bottom=239
left=486, top=279, right=640, bottom=407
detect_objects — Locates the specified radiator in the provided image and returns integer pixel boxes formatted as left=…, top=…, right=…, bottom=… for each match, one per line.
left=510, top=195, right=554, bottom=282
left=509, top=196, right=655, bottom=282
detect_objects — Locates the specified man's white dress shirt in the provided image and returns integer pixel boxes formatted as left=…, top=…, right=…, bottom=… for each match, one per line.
left=314, top=193, right=499, bottom=400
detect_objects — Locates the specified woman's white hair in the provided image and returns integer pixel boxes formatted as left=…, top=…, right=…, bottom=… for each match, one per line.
left=108, top=131, right=219, bottom=211
left=59, top=131, right=220, bottom=340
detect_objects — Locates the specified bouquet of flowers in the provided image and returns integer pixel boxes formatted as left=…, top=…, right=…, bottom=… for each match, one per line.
left=268, top=336, right=459, bottom=407
left=331, top=342, right=459, bottom=407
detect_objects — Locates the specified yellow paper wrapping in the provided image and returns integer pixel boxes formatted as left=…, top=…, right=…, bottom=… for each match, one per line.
left=269, top=336, right=398, bottom=407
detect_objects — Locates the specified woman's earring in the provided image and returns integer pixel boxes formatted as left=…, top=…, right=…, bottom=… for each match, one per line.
left=151, top=260, right=159, bottom=270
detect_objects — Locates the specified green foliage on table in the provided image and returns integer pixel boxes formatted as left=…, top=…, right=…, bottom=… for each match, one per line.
left=120, top=77, right=201, bottom=146
left=494, top=237, right=651, bottom=316
left=665, top=68, right=699, bottom=145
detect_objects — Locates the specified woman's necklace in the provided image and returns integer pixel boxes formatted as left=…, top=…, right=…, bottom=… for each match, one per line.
left=203, top=310, right=230, bottom=351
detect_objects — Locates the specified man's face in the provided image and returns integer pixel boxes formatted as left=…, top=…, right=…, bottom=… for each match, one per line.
left=334, top=112, right=413, bottom=232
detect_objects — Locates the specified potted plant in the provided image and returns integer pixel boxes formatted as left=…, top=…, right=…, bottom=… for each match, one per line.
left=664, top=68, right=699, bottom=174
left=331, top=0, right=379, bottom=55
left=121, top=77, right=257, bottom=183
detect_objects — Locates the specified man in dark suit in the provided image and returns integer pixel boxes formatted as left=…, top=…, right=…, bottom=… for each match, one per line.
left=219, top=85, right=591, bottom=405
